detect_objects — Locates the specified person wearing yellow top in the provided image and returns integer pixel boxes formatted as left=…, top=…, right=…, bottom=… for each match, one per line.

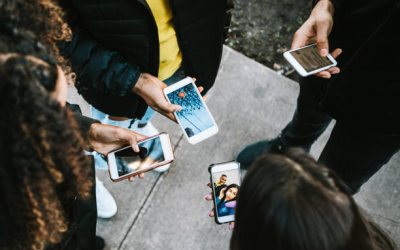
left=60, top=0, right=233, bottom=218
left=147, top=0, right=182, bottom=81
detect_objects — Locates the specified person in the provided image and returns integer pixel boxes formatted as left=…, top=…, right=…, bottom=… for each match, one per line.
left=57, top=0, right=233, bottom=216
left=206, top=149, right=397, bottom=249
left=214, top=174, right=228, bottom=197
left=57, top=0, right=234, bottom=170
left=216, top=184, right=239, bottom=217
left=0, top=51, right=99, bottom=250
left=0, top=0, right=150, bottom=219
left=236, top=0, right=400, bottom=194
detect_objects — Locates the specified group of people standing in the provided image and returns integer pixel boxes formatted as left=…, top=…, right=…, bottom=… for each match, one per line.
left=0, top=0, right=399, bottom=250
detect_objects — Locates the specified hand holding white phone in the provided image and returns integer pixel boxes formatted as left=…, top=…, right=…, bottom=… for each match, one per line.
left=284, top=44, right=337, bottom=77
left=164, top=77, right=218, bottom=144
left=107, top=133, right=174, bottom=181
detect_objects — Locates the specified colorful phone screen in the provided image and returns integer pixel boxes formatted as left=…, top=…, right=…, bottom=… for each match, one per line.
left=212, top=169, right=240, bottom=218
left=114, top=137, right=164, bottom=177
left=167, top=83, right=215, bottom=138
left=290, top=44, right=334, bottom=72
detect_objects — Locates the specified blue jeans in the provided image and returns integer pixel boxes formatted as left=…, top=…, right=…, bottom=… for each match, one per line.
left=278, top=76, right=400, bottom=193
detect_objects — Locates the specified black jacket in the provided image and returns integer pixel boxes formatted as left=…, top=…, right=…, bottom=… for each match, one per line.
left=312, top=0, right=400, bottom=134
left=59, top=0, right=234, bottom=119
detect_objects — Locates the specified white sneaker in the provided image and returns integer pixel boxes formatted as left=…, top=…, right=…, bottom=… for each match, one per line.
left=96, top=176, right=117, bottom=218
left=135, top=122, right=171, bottom=173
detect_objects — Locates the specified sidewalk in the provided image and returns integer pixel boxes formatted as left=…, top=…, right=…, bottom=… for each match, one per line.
left=67, top=46, right=400, bottom=250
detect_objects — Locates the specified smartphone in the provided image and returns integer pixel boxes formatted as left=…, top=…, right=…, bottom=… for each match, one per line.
left=284, top=43, right=337, bottom=77
left=164, top=77, right=218, bottom=144
left=107, top=133, right=174, bottom=182
left=208, top=161, right=241, bottom=224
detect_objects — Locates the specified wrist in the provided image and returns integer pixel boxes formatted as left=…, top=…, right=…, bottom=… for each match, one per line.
left=87, top=122, right=101, bottom=150
left=133, top=73, right=151, bottom=95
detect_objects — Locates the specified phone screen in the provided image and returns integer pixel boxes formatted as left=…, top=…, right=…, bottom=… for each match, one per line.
left=290, top=44, right=334, bottom=72
left=212, top=169, right=240, bottom=218
left=114, top=137, right=165, bottom=177
left=167, top=83, right=215, bottom=138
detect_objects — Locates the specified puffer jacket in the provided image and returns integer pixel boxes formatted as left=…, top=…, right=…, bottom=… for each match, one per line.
left=311, top=0, right=400, bottom=134
left=59, top=0, right=234, bottom=119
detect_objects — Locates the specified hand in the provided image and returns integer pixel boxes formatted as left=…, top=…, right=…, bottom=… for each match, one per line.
left=218, top=187, right=227, bottom=200
left=204, top=183, right=235, bottom=231
left=292, top=0, right=342, bottom=79
left=133, top=73, right=182, bottom=122
left=87, top=123, right=148, bottom=182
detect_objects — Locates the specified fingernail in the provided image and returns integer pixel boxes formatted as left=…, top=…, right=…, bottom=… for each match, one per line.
left=332, top=69, right=340, bottom=74
left=134, top=145, right=139, bottom=152
left=206, top=210, right=212, bottom=218
left=203, top=194, right=209, bottom=200
left=320, top=48, right=328, bottom=56
left=337, top=50, right=342, bottom=56
left=323, top=74, right=331, bottom=79
left=228, top=224, right=232, bottom=231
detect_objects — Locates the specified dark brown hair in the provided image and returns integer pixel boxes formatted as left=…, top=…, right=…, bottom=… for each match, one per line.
left=231, top=148, right=397, bottom=250
left=0, top=53, right=92, bottom=250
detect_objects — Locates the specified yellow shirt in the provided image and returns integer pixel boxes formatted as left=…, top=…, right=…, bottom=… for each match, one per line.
left=146, top=0, right=182, bottom=81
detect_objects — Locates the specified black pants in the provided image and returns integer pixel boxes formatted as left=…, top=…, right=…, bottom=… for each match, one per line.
left=280, top=76, right=400, bottom=193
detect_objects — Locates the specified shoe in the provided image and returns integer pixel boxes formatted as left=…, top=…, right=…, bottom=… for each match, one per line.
left=236, top=138, right=281, bottom=170
left=96, top=176, right=117, bottom=218
left=135, top=122, right=170, bottom=173
left=95, top=236, right=105, bottom=250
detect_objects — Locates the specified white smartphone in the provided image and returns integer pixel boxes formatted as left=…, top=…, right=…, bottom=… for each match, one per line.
left=164, top=77, right=218, bottom=144
left=208, top=161, right=241, bottom=224
left=107, top=133, right=174, bottom=182
left=284, top=43, right=337, bottom=77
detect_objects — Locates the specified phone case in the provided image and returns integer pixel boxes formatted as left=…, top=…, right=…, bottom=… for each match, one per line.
left=107, top=132, right=174, bottom=182
left=208, top=161, right=241, bottom=224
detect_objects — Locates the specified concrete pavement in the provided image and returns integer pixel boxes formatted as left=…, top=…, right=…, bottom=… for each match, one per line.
left=67, top=46, right=400, bottom=249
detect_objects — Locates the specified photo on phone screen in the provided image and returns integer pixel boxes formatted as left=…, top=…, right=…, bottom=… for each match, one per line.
left=290, top=44, right=334, bottom=73
left=115, top=137, right=164, bottom=177
left=212, top=169, right=240, bottom=218
left=167, top=83, right=215, bottom=138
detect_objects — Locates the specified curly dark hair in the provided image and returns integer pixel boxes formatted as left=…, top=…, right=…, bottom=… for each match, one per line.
left=0, top=54, right=93, bottom=250
left=0, top=0, right=74, bottom=82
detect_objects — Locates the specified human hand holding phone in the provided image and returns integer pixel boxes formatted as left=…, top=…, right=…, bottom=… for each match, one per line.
left=204, top=183, right=235, bottom=231
left=133, top=73, right=182, bottom=122
left=292, top=0, right=342, bottom=79
left=88, top=123, right=147, bottom=182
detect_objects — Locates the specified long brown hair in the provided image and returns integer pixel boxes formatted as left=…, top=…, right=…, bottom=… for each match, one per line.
left=231, top=148, right=397, bottom=250
left=0, top=53, right=92, bottom=250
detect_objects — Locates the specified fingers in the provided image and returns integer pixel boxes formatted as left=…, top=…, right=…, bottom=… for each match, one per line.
left=291, top=28, right=311, bottom=50
left=228, top=222, right=235, bottom=231
left=291, top=19, right=315, bottom=50
left=314, top=71, right=332, bottom=79
left=129, top=176, right=134, bottom=182
left=206, top=182, right=211, bottom=188
left=192, top=77, right=197, bottom=82
left=139, top=173, right=145, bottom=179
left=327, top=67, right=340, bottom=75
left=207, top=209, right=215, bottom=218
left=330, top=48, right=342, bottom=59
left=315, top=15, right=333, bottom=56
left=204, top=193, right=213, bottom=201
left=197, top=86, right=204, bottom=93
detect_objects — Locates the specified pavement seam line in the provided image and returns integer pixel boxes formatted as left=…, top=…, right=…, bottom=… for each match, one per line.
left=117, top=134, right=184, bottom=250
